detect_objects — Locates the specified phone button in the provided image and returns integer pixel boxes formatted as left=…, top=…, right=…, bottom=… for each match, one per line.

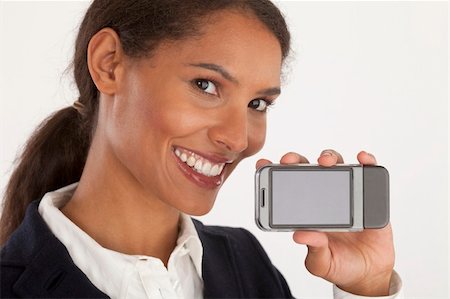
left=260, top=188, right=266, bottom=207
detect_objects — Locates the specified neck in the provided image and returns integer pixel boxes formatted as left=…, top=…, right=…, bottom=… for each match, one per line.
left=61, top=133, right=180, bottom=266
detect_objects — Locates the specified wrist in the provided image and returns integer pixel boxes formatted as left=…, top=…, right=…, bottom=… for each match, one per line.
left=337, top=270, right=393, bottom=297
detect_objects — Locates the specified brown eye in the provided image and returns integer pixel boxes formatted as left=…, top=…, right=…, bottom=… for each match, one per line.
left=248, top=99, right=268, bottom=112
left=195, top=79, right=218, bottom=95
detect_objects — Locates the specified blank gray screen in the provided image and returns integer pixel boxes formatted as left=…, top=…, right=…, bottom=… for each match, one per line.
left=271, top=170, right=351, bottom=226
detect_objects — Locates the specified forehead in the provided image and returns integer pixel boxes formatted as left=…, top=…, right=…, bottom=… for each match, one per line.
left=144, top=11, right=283, bottom=85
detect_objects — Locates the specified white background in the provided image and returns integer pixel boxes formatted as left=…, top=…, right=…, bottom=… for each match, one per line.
left=0, top=1, right=448, bottom=298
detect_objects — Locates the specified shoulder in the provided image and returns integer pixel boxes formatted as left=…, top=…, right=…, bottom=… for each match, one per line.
left=192, top=218, right=255, bottom=242
left=191, top=218, right=256, bottom=241
left=193, top=220, right=274, bottom=271
left=1, top=201, right=52, bottom=261
left=193, top=219, right=270, bottom=262
left=1, top=201, right=50, bottom=296
left=1, top=201, right=107, bottom=298
left=192, top=219, right=293, bottom=298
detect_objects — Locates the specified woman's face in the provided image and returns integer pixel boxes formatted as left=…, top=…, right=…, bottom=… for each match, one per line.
left=108, top=11, right=282, bottom=215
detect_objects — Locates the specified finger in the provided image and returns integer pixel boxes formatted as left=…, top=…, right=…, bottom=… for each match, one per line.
left=357, top=150, right=377, bottom=165
left=317, top=149, right=344, bottom=167
left=293, top=230, right=328, bottom=248
left=280, top=152, right=309, bottom=164
left=256, top=158, right=272, bottom=170
left=293, top=231, right=332, bottom=278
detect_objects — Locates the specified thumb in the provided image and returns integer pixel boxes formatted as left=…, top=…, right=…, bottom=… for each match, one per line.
left=293, top=231, right=333, bottom=278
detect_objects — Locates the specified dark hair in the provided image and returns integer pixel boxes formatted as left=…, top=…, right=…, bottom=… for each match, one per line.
left=0, top=0, right=290, bottom=244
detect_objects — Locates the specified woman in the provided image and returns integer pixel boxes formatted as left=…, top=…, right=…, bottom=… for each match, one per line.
left=0, top=0, right=401, bottom=298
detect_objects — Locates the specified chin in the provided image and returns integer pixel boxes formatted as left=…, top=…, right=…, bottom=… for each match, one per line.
left=178, top=196, right=217, bottom=217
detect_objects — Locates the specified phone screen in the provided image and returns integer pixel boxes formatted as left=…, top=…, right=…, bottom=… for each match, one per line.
left=270, top=169, right=352, bottom=227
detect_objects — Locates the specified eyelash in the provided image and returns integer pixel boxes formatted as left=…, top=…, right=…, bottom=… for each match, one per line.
left=192, top=78, right=275, bottom=113
left=250, top=98, right=275, bottom=113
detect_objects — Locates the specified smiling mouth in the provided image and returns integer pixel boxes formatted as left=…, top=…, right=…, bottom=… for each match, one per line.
left=173, top=146, right=227, bottom=177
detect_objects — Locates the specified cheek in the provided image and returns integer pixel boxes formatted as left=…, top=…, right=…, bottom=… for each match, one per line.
left=154, top=107, right=207, bottom=136
left=106, top=100, right=157, bottom=183
left=245, top=117, right=267, bottom=157
left=135, top=84, right=208, bottom=138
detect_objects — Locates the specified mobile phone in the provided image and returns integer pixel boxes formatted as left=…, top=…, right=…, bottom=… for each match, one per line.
left=255, top=164, right=389, bottom=232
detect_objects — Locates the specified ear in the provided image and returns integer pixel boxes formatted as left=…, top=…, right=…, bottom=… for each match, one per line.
left=87, top=28, right=124, bottom=96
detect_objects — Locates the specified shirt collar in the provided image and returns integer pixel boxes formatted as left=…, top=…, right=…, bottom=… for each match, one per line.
left=177, top=213, right=203, bottom=277
left=38, top=182, right=203, bottom=296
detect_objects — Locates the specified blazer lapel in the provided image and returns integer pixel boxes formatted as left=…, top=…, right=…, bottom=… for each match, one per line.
left=193, top=220, right=243, bottom=298
left=13, top=240, right=108, bottom=298
left=5, top=201, right=108, bottom=298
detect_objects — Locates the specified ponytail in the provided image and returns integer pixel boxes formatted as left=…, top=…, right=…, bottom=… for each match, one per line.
left=0, top=106, right=91, bottom=244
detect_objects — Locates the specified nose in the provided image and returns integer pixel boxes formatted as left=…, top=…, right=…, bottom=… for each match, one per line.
left=208, top=106, right=249, bottom=153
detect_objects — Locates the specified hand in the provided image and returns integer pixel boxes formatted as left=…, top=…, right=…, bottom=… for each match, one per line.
left=256, top=150, right=395, bottom=297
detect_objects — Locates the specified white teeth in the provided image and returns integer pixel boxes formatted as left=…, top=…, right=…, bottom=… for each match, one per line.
left=202, top=162, right=211, bottom=175
left=187, top=156, right=196, bottom=167
left=210, top=164, right=219, bottom=176
left=194, top=160, right=202, bottom=171
left=174, top=147, right=227, bottom=177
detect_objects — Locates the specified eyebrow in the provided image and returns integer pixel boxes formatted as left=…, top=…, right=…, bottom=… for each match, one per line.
left=187, top=62, right=281, bottom=97
left=188, top=63, right=238, bottom=84
left=256, top=87, right=281, bottom=97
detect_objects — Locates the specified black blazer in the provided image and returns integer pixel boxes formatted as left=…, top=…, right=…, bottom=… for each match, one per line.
left=1, top=201, right=292, bottom=298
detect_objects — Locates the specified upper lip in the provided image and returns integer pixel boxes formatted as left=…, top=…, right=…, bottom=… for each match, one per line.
left=173, top=145, right=235, bottom=164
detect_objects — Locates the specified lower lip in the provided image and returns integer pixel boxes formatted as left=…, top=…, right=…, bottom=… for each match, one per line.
left=173, top=151, right=224, bottom=190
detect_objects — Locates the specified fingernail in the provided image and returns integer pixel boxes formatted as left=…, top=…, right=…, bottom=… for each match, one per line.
left=321, top=150, right=333, bottom=157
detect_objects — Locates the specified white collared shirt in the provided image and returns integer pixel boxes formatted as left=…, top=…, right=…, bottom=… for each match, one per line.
left=38, top=183, right=203, bottom=299
left=38, top=183, right=402, bottom=299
